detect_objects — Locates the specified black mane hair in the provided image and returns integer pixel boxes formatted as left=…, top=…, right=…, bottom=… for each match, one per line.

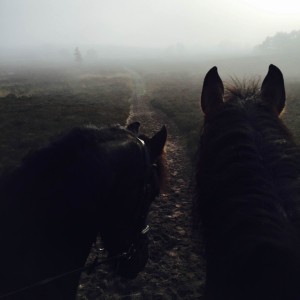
left=196, top=65, right=300, bottom=300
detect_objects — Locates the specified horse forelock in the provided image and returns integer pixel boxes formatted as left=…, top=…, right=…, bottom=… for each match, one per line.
left=224, top=77, right=261, bottom=103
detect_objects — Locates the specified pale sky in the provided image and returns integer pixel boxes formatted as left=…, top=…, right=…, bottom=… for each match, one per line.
left=1, top=0, right=300, bottom=51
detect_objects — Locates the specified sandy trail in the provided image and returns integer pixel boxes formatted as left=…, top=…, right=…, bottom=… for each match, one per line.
left=77, top=69, right=205, bottom=299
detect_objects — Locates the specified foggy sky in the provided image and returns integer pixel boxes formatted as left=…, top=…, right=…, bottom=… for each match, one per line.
left=1, top=0, right=300, bottom=52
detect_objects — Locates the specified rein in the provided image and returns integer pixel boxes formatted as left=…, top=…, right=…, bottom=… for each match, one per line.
left=0, top=252, right=127, bottom=299
left=0, top=225, right=151, bottom=299
left=133, top=138, right=156, bottom=232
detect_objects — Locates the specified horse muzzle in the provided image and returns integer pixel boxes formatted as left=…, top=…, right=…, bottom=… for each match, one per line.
left=113, top=227, right=150, bottom=279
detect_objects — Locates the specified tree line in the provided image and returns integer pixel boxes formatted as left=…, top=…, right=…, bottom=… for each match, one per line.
left=255, top=30, right=300, bottom=54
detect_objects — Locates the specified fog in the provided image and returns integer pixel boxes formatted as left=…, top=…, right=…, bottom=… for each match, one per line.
left=1, top=0, right=300, bottom=69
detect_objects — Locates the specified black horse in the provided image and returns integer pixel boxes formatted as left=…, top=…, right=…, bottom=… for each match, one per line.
left=196, top=65, right=300, bottom=300
left=0, top=122, right=167, bottom=299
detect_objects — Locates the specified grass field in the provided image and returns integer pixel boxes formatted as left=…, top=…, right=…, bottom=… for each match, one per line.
left=0, top=65, right=132, bottom=173
left=146, top=71, right=203, bottom=158
left=1, top=61, right=300, bottom=172
left=283, top=81, right=300, bottom=140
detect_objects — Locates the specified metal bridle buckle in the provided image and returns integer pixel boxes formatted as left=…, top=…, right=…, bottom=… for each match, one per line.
left=123, top=225, right=150, bottom=261
left=141, top=225, right=150, bottom=235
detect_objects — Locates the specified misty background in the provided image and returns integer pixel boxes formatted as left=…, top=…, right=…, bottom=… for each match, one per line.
left=1, top=0, right=300, bottom=77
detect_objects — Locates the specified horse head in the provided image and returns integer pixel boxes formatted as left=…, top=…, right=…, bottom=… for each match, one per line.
left=99, top=122, right=167, bottom=278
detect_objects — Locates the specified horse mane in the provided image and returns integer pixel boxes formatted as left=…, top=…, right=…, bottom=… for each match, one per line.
left=0, top=124, right=143, bottom=220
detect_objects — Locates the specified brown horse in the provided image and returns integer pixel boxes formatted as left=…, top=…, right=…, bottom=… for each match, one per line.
left=0, top=122, right=167, bottom=299
left=196, top=65, right=300, bottom=300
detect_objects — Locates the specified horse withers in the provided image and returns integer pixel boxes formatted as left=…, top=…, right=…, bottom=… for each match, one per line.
left=0, top=122, right=167, bottom=299
left=196, top=65, right=300, bottom=300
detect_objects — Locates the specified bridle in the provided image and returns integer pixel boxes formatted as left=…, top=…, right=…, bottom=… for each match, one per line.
left=116, top=137, right=160, bottom=264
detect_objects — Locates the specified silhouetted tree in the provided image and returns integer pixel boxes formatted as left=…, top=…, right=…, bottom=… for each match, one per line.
left=255, top=30, right=300, bottom=53
left=74, top=47, right=83, bottom=63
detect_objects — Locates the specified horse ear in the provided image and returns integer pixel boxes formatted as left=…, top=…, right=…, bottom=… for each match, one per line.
left=261, top=64, right=286, bottom=114
left=148, top=125, right=167, bottom=161
left=127, top=122, right=140, bottom=135
left=201, top=66, right=224, bottom=114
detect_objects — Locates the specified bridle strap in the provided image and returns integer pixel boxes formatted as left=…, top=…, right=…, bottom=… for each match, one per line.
left=141, top=224, right=150, bottom=235
left=137, top=138, right=151, bottom=169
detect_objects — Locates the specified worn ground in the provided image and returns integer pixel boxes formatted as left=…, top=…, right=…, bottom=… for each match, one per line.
left=77, top=70, right=206, bottom=299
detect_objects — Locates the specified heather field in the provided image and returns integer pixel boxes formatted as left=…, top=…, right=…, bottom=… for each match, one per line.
left=0, top=65, right=132, bottom=173
left=2, top=62, right=300, bottom=173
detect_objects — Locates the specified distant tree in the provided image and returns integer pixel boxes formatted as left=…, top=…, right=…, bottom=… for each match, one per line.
left=74, top=47, right=83, bottom=63
left=255, top=30, right=300, bottom=53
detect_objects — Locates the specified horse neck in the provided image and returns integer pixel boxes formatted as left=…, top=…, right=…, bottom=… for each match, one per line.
left=198, top=103, right=300, bottom=300
left=198, top=104, right=300, bottom=227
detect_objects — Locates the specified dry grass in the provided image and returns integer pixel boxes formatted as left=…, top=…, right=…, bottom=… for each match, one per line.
left=145, top=70, right=300, bottom=159
left=145, top=72, right=203, bottom=159
left=0, top=67, right=132, bottom=173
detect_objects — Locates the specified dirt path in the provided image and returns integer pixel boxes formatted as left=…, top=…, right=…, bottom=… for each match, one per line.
left=77, top=70, right=205, bottom=299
